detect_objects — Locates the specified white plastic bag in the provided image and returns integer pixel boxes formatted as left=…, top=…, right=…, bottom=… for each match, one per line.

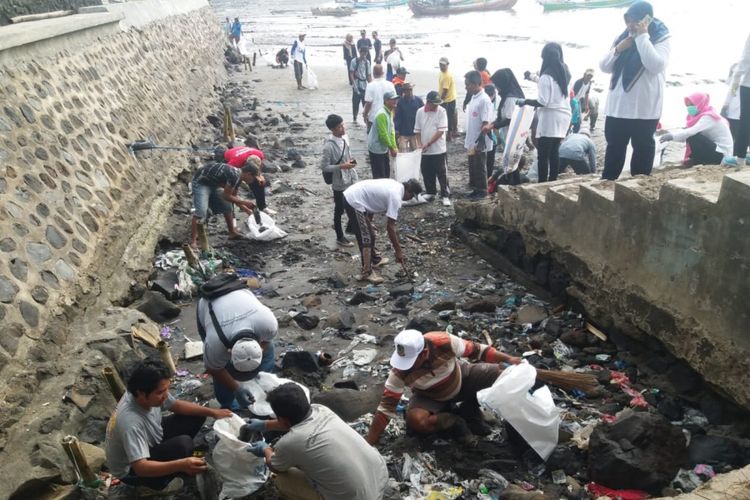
left=394, top=150, right=422, bottom=182
left=237, top=372, right=310, bottom=417
left=477, top=362, right=560, bottom=460
left=212, top=414, right=269, bottom=499
left=305, top=66, right=319, bottom=90
left=245, top=211, right=287, bottom=241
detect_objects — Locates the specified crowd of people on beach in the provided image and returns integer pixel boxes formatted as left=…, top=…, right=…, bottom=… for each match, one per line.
left=101, top=2, right=750, bottom=499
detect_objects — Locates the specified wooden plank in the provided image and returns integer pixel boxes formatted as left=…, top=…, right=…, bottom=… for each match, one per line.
left=11, top=10, right=73, bottom=24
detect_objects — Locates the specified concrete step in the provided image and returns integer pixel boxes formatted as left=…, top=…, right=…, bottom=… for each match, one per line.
left=578, top=181, right=616, bottom=216
left=718, top=168, right=750, bottom=206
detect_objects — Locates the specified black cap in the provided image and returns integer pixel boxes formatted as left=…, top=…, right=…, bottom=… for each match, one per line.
left=426, top=91, right=443, bottom=104
left=396, top=67, right=408, bottom=75
left=213, top=146, right=226, bottom=161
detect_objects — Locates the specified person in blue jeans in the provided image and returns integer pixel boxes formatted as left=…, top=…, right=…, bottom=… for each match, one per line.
left=196, top=288, right=279, bottom=409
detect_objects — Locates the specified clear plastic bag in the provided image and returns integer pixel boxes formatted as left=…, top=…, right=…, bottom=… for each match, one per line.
left=477, top=362, right=560, bottom=459
left=305, top=66, right=319, bottom=90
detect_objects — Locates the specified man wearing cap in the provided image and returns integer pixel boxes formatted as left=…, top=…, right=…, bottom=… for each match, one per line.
left=368, top=89, right=399, bottom=178
left=438, top=57, right=458, bottom=141
left=218, top=145, right=270, bottom=212
left=394, top=82, right=423, bottom=152
left=357, top=30, right=372, bottom=63
left=366, top=330, right=521, bottom=445
left=197, top=287, right=279, bottom=409
left=364, top=64, right=396, bottom=133
left=322, top=114, right=358, bottom=247
left=415, top=91, right=451, bottom=205
left=391, top=67, right=408, bottom=96
left=291, top=33, right=307, bottom=90
left=464, top=70, right=495, bottom=200
left=343, top=178, right=422, bottom=283
left=189, top=156, right=259, bottom=248
left=384, top=38, right=403, bottom=81
left=572, top=69, right=599, bottom=132
left=350, top=47, right=372, bottom=123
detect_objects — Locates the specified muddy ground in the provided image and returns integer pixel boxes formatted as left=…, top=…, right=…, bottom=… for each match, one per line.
left=117, top=57, right=750, bottom=500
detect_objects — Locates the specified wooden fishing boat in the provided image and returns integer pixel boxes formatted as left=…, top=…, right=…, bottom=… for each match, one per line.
left=539, top=0, right=634, bottom=12
left=353, top=0, right=408, bottom=9
left=409, top=0, right=517, bottom=16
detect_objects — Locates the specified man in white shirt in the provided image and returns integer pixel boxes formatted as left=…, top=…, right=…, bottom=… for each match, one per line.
left=599, top=2, right=670, bottom=180
left=363, top=64, right=396, bottom=133
left=464, top=70, right=495, bottom=199
left=197, top=277, right=279, bottom=410
left=343, top=178, right=422, bottom=283
left=415, top=90, right=451, bottom=206
left=291, top=34, right=307, bottom=90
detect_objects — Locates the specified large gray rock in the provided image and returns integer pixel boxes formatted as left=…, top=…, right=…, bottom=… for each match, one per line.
left=312, top=387, right=382, bottom=422
left=588, top=411, right=687, bottom=493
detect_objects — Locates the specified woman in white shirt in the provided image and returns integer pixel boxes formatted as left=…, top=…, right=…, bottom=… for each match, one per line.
left=599, top=1, right=670, bottom=180
left=659, top=93, right=734, bottom=166
left=517, top=42, right=571, bottom=182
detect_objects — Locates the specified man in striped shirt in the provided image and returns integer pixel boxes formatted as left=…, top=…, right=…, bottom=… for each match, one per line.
left=366, top=330, right=521, bottom=445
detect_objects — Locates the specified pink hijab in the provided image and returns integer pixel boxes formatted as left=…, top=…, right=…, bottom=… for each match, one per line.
left=684, top=92, right=724, bottom=161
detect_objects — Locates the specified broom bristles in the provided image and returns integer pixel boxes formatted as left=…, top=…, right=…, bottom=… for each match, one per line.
left=536, top=368, right=600, bottom=395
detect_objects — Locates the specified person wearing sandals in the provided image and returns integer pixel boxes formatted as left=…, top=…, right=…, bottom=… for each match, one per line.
left=343, top=178, right=422, bottom=284
left=322, top=114, right=359, bottom=247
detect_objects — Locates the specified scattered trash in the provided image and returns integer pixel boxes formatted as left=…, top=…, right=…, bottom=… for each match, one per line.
left=184, top=341, right=204, bottom=360
left=586, top=483, right=649, bottom=500
left=352, top=348, right=378, bottom=366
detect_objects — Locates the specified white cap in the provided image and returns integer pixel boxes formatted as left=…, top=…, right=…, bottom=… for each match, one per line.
left=231, top=339, right=263, bottom=373
left=390, top=330, right=425, bottom=370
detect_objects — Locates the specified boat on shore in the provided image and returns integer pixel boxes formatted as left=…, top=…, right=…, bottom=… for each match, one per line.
left=311, top=1, right=354, bottom=16
left=409, top=0, right=517, bottom=16
left=353, top=0, right=408, bottom=9
left=539, top=0, right=634, bottom=12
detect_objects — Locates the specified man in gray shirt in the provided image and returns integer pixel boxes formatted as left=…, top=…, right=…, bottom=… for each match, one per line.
left=350, top=47, right=372, bottom=123
left=559, top=130, right=598, bottom=174
left=322, top=114, right=359, bottom=247
left=245, top=383, right=389, bottom=500
left=105, top=360, right=232, bottom=495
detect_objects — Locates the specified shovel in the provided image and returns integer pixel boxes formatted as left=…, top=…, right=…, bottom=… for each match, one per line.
left=127, top=139, right=215, bottom=155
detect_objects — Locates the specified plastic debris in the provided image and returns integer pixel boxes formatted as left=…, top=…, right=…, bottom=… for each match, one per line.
left=586, top=482, right=649, bottom=499
left=352, top=348, right=378, bottom=366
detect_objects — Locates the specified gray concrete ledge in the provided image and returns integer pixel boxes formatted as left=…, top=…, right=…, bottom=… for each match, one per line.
left=0, top=11, right=122, bottom=52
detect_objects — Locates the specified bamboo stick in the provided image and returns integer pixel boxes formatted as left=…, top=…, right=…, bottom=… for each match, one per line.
left=102, top=367, right=125, bottom=402
left=196, top=223, right=210, bottom=252
left=182, top=243, right=199, bottom=269
left=61, top=435, right=99, bottom=486
left=157, top=341, right=177, bottom=376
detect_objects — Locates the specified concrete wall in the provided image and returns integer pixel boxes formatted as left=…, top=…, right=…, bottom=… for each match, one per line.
left=0, top=3, right=225, bottom=495
left=0, top=0, right=101, bottom=25
left=455, top=167, right=750, bottom=410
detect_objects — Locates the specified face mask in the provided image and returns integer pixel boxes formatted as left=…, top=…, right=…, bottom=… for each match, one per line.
left=686, top=105, right=698, bottom=116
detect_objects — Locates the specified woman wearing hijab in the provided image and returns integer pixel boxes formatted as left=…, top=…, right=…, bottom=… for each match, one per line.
left=517, top=42, right=571, bottom=183
left=343, top=34, right=357, bottom=85
left=483, top=69, right=526, bottom=185
left=659, top=93, right=734, bottom=166
left=599, top=1, right=670, bottom=180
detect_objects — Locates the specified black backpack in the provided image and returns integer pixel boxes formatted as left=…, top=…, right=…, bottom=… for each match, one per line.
left=323, top=139, right=347, bottom=185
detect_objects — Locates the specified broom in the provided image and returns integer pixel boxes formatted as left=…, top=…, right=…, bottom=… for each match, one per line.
left=535, top=368, right=601, bottom=396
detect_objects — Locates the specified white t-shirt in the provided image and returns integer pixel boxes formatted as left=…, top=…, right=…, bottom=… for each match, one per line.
left=198, top=289, right=278, bottom=371
left=364, top=78, right=397, bottom=122
left=670, top=115, right=734, bottom=157
left=386, top=50, right=402, bottom=73
left=292, top=40, right=306, bottom=64
left=535, top=74, right=572, bottom=139
left=464, top=91, right=495, bottom=151
left=271, top=405, right=389, bottom=500
left=600, top=33, right=671, bottom=120
left=414, top=105, right=448, bottom=155
left=344, top=178, right=404, bottom=221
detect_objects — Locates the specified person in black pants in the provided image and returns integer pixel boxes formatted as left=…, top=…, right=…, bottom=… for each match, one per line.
left=602, top=117, right=659, bottom=179
left=350, top=48, right=371, bottom=123
left=735, top=86, right=750, bottom=164
left=105, top=360, right=233, bottom=495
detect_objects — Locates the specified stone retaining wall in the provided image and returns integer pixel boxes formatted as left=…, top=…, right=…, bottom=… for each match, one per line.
left=0, top=4, right=225, bottom=496
left=455, top=167, right=750, bottom=410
